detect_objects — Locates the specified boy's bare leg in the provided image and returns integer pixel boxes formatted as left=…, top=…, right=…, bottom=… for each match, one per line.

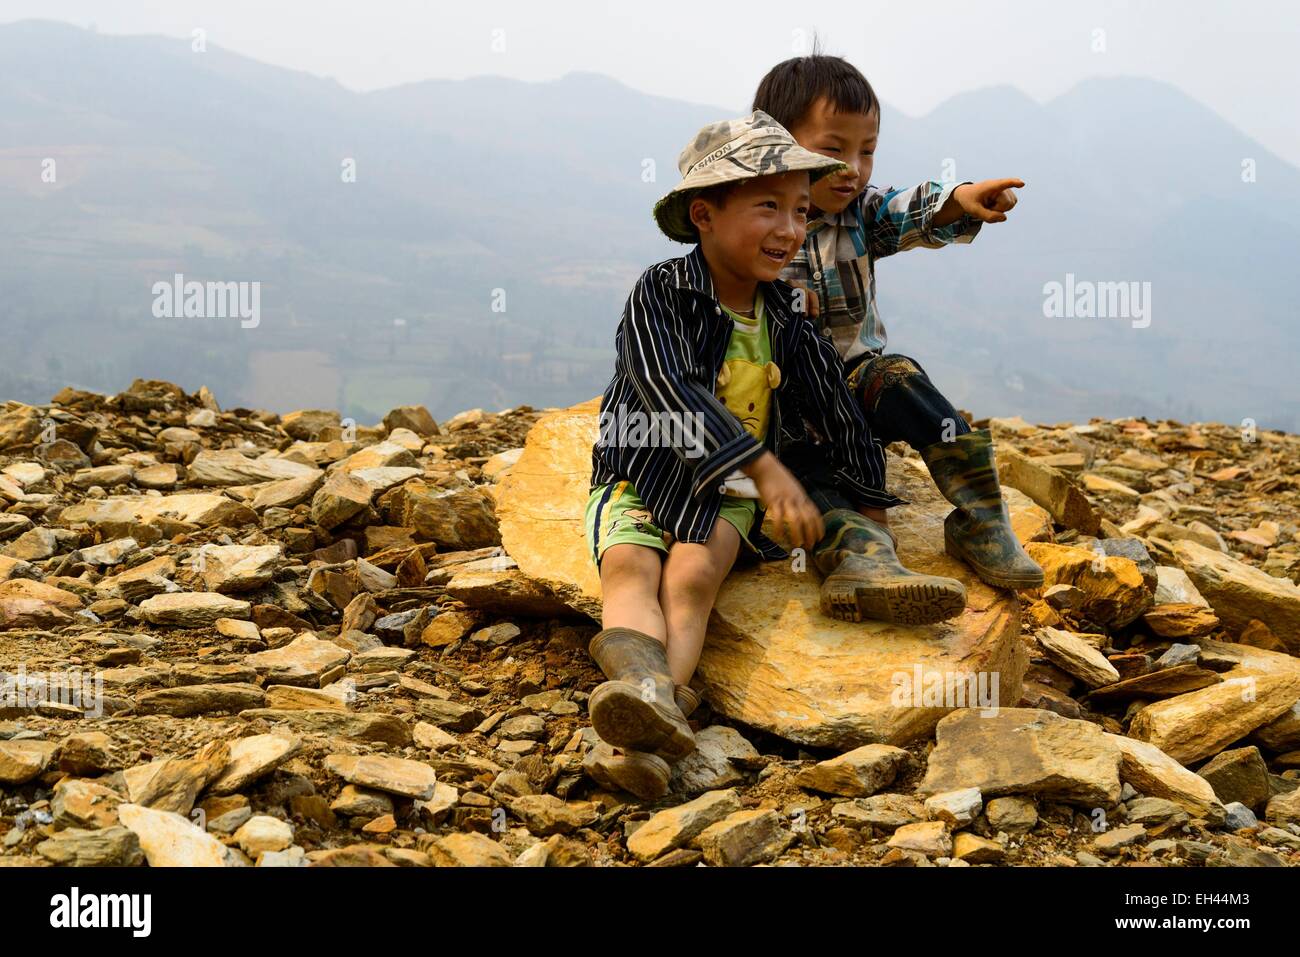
left=588, top=541, right=696, bottom=761
left=658, top=518, right=741, bottom=686
left=598, top=542, right=666, bottom=640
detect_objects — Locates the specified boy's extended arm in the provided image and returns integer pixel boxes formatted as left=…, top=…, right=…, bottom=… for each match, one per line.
left=861, top=180, right=983, bottom=258
left=931, top=178, right=1024, bottom=228
left=784, top=320, right=907, bottom=510
left=617, top=268, right=766, bottom=500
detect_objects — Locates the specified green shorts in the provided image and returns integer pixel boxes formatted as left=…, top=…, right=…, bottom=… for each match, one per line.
left=584, top=480, right=757, bottom=567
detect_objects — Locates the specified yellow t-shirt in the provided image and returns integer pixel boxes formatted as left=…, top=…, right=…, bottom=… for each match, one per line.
left=716, top=290, right=780, bottom=441
left=715, top=291, right=781, bottom=498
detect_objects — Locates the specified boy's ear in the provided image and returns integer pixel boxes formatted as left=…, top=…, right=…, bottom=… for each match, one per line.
left=688, top=197, right=713, bottom=234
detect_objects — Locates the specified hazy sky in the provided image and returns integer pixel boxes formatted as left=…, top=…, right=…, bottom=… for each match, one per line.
left=5, top=1, right=1300, bottom=165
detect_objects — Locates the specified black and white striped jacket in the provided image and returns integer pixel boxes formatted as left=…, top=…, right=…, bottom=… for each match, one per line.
left=590, top=245, right=905, bottom=560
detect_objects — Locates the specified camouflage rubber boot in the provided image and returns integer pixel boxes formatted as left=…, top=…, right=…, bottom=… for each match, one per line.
left=581, top=684, right=702, bottom=801
left=812, top=509, right=966, bottom=625
left=587, top=628, right=696, bottom=760
left=919, top=428, right=1045, bottom=590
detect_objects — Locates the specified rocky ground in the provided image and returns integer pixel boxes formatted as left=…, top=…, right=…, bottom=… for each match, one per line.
left=1, top=380, right=1298, bottom=867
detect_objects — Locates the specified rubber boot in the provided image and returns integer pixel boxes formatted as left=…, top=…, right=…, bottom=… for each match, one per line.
left=812, top=509, right=966, bottom=625
left=587, top=628, right=696, bottom=759
left=582, top=684, right=702, bottom=800
left=919, top=428, right=1045, bottom=590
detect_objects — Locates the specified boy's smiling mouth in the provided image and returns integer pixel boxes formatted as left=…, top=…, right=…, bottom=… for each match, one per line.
left=760, top=245, right=790, bottom=263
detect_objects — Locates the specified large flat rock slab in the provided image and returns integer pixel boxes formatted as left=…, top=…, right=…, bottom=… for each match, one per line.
left=498, top=399, right=1047, bottom=748
left=1174, top=540, right=1300, bottom=652
left=497, top=399, right=605, bottom=619
left=60, top=492, right=256, bottom=529
left=920, top=708, right=1122, bottom=807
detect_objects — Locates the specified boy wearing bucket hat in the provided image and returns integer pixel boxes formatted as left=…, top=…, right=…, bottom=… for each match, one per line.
left=750, top=53, right=1044, bottom=619
left=583, top=111, right=930, bottom=799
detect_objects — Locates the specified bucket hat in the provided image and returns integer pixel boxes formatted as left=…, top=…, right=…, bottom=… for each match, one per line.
left=653, top=110, right=848, bottom=243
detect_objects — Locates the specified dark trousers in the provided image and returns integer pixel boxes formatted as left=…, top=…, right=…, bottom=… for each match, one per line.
left=785, top=352, right=969, bottom=514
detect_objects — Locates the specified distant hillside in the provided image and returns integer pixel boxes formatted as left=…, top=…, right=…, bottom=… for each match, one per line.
left=2, top=19, right=1298, bottom=430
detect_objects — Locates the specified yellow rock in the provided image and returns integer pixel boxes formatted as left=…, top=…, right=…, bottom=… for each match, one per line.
left=996, top=444, right=1099, bottom=534
left=1174, top=540, right=1300, bottom=653
left=0, top=578, right=84, bottom=611
left=498, top=399, right=1043, bottom=748
left=1024, top=542, right=1152, bottom=627
left=1105, top=733, right=1226, bottom=824
left=60, top=493, right=256, bottom=529
left=1128, top=673, right=1300, bottom=764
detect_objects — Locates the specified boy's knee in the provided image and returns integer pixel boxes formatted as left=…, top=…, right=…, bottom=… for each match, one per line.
left=664, top=552, right=727, bottom=602
left=859, top=353, right=939, bottom=416
left=599, top=544, right=661, bottom=592
left=862, top=354, right=926, bottom=392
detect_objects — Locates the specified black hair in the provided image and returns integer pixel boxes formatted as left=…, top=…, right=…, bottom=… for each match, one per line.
left=694, top=181, right=739, bottom=210
left=752, top=42, right=879, bottom=133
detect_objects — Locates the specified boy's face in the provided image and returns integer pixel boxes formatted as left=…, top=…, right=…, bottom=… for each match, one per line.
left=788, top=97, right=879, bottom=216
left=691, top=171, right=810, bottom=283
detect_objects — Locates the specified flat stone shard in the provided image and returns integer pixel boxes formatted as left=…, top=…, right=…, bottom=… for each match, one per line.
left=244, top=635, right=350, bottom=687
left=207, top=734, right=302, bottom=795
left=423, top=831, right=512, bottom=867
left=1174, top=540, right=1300, bottom=651
left=445, top=569, right=575, bottom=618
left=311, top=471, right=373, bottom=530
left=1196, top=746, right=1272, bottom=810
left=324, top=753, right=438, bottom=799
left=37, top=826, right=144, bottom=867
left=627, top=788, right=743, bottom=862
left=251, top=474, right=323, bottom=511
left=497, top=399, right=1034, bottom=748
left=1143, top=603, right=1220, bottom=638
left=669, top=726, right=761, bottom=794
left=187, top=449, right=321, bottom=487
left=793, top=744, right=913, bottom=797
left=887, top=820, right=952, bottom=858
left=1105, top=734, right=1226, bottom=824
left=135, top=682, right=265, bottom=716
left=0, top=739, right=58, bottom=784
left=280, top=409, right=339, bottom=440
left=397, top=484, right=500, bottom=549
left=1265, top=789, right=1300, bottom=826
left=1036, top=627, right=1120, bottom=688
left=995, top=444, right=1099, bottom=534
left=124, top=741, right=231, bottom=815
left=0, top=574, right=81, bottom=629
left=238, top=709, right=412, bottom=746
left=694, top=809, right=793, bottom=867
left=117, top=803, right=233, bottom=867
left=140, top=592, right=252, bottom=626
left=193, top=544, right=283, bottom=593
left=920, top=708, right=1122, bottom=807
left=52, top=780, right=124, bottom=830
left=924, top=787, right=983, bottom=827
left=1127, top=674, right=1300, bottom=765
left=60, top=493, right=256, bottom=529
left=508, top=794, right=599, bottom=836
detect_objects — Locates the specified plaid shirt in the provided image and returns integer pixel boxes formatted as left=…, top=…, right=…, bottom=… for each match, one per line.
left=781, top=180, right=983, bottom=362
left=590, top=245, right=905, bottom=561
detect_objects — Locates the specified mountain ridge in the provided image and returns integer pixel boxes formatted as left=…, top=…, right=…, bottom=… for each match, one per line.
left=2, top=19, right=1296, bottom=432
